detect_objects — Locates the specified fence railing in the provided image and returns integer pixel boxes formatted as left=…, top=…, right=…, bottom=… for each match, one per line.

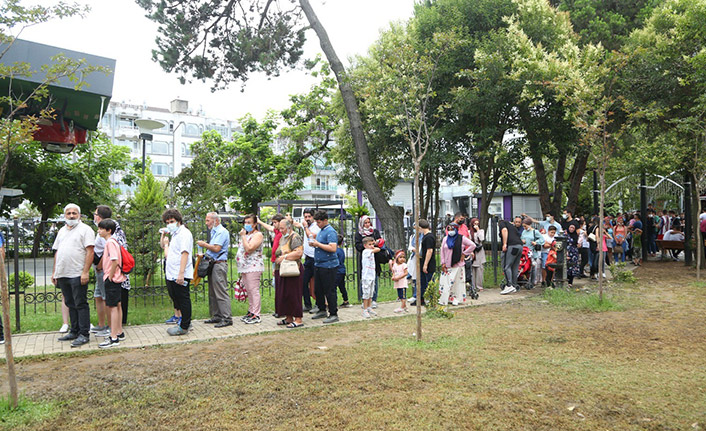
left=1, top=216, right=504, bottom=331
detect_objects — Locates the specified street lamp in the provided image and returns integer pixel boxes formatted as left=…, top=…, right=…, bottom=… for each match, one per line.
left=135, top=118, right=166, bottom=174
left=172, top=121, right=186, bottom=177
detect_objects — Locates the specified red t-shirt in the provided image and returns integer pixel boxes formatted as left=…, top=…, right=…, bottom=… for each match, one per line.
left=271, top=230, right=283, bottom=263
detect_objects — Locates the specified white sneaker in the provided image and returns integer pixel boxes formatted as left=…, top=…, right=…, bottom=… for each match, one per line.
left=394, top=307, right=405, bottom=313
left=408, top=297, right=416, bottom=305
left=362, top=309, right=371, bottom=319
left=602, top=272, right=607, bottom=278
left=451, top=299, right=459, bottom=306
left=371, top=301, right=378, bottom=309
left=59, top=323, right=69, bottom=333
left=368, top=308, right=377, bottom=317
left=500, top=286, right=517, bottom=295
left=96, top=328, right=111, bottom=337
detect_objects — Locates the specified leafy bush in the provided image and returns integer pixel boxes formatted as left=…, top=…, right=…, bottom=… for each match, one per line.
left=610, top=262, right=637, bottom=284
left=423, top=279, right=454, bottom=319
left=8, top=271, right=34, bottom=291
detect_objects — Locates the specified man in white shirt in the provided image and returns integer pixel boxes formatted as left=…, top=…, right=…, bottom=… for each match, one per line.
left=162, top=209, right=194, bottom=336
left=663, top=226, right=685, bottom=260
left=294, top=209, right=319, bottom=312
left=53, top=204, right=95, bottom=347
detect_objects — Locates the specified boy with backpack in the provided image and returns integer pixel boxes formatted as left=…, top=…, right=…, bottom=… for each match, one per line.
left=97, top=218, right=127, bottom=348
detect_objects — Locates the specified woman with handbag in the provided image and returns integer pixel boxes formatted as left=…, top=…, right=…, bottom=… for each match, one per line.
left=236, top=214, right=264, bottom=324
left=274, top=219, right=305, bottom=328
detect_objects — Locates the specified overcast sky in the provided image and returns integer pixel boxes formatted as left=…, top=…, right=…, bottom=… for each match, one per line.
left=18, top=0, right=416, bottom=121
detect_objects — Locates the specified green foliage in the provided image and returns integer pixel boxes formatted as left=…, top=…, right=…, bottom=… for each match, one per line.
left=0, top=395, right=59, bottom=430
left=609, top=262, right=637, bottom=284
left=348, top=203, right=370, bottom=218
left=542, top=288, right=626, bottom=312
left=125, top=170, right=167, bottom=282
left=423, top=279, right=455, bottom=319
left=8, top=271, right=34, bottom=291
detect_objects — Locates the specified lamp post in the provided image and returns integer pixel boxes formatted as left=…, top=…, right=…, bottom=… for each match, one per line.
left=172, top=121, right=186, bottom=177
left=135, top=118, right=166, bottom=175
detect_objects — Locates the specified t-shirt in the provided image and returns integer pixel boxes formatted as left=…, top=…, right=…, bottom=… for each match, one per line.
left=663, top=231, right=685, bottom=242
left=102, top=238, right=127, bottom=283
left=392, top=262, right=408, bottom=289
left=361, top=248, right=376, bottom=281
left=165, top=225, right=194, bottom=283
left=314, top=224, right=338, bottom=268
left=498, top=220, right=522, bottom=246
left=561, top=219, right=580, bottom=232
left=302, top=222, right=320, bottom=258
left=94, top=232, right=106, bottom=258
left=420, top=232, right=436, bottom=274
left=700, top=212, right=706, bottom=223
left=52, top=222, right=95, bottom=278
left=206, top=223, right=229, bottom=261
left=540, top=220, right=563, bottom=233
left=270, top=229, right=282, bottom=263
left=542, top=233, right=555, bottom=249
left=336, top=248, right=346, bottom=275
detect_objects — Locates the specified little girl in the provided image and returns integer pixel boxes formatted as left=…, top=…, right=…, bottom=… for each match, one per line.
left=391, top=250, right=409, bottom=313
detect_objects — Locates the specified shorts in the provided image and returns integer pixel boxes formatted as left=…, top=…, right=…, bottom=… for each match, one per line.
left=104, top=279, right=122, bottom=307
left=540, top=251, right=548, bottom=269
left=396, top=288, right=406, bottom=300
left=361, top=278, right=375, bottom=300
left=94, top=269, right=106, bottom=298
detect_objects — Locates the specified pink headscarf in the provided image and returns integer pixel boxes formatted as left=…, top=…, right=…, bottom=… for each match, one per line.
left=358, top=215, right=374, bottom=236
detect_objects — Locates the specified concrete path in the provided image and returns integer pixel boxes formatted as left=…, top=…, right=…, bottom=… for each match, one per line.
left=1, top=288, right=538, bottom=359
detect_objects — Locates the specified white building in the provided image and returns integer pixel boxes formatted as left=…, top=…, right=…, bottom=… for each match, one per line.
left=99, top=98, right=237, bottom=196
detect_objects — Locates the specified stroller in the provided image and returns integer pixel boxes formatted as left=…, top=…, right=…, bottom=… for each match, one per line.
left=500, top=247, right=534, bottom=290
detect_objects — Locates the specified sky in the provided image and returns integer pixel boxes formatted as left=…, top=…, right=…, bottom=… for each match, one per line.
left=18, top=0, right=417, bottom=121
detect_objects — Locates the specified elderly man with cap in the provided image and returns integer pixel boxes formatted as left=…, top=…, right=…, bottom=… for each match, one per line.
left=52, top=204, right=95, bottom=347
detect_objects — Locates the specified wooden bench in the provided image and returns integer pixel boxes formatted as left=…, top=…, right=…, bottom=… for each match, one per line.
left=656, top=240, right=685, bottom=251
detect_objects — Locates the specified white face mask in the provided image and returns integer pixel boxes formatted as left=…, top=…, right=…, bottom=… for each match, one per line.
left=65, top=219, right=79, bottom=227
left=167, top=222, right=178, bottom=234
left=448, top=230, right=457, bottom=237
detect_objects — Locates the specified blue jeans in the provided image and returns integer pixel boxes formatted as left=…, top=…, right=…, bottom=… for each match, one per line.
left=58, top=276, right=90, bottom=337
left=648, top=232, right=658, bottom=254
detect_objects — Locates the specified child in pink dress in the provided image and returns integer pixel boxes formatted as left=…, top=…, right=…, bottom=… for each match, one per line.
left=391, top=250, right=409, bottom=313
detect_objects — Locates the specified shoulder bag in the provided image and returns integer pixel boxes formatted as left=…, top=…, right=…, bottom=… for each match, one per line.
left=279, top=234, right=301, bottom=277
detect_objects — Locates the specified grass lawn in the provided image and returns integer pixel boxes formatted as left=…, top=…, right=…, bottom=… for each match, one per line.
left=1, top=261, right=704, bottom=430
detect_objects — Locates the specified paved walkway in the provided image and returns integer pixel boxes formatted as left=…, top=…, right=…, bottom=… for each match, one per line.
left=1, top=288, right=538, bottom=359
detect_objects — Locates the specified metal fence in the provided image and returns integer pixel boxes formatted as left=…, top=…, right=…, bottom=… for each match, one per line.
left=1, top=216, right=503, bottom=330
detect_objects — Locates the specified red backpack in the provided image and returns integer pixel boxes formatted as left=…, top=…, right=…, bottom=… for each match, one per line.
left=119, top=245, right=135, bottom=275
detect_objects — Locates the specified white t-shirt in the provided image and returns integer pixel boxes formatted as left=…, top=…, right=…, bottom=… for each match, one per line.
left=663, top=231, right=684, bottom=242
left=52, top=222, right=95, bottom=278
left=302, top=222, right=320, bottom=258
left=699, top=212, right=706, bottom=222
left=361, top=248, right=376, bottom=281
left=165, top=225, right=194, bottom=283
left=542, top=233, right=555, bottom=250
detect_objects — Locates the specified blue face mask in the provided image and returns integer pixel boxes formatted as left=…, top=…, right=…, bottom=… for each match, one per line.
left=244, top=224, right=253, bottom=233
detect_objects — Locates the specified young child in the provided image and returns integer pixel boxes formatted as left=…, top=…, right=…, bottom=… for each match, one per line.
left=336, top=235, right=351, bottom=308
left=391, top=250, right=409, bottom=313
left=361, top=237, right=380, bottom=318
left=97, top=218, right=127, bottom=348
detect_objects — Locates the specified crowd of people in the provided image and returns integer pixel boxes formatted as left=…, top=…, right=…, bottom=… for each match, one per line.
left=3, top=202, right=703, bottom=348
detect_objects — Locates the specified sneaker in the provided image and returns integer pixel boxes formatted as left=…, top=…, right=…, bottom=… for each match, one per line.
left=70, top=334, right=89, bottom=347
left=323, top=315, right=339, bottom=324
left=371, top=301, right=378, bottom=309
left=0, top=338, right=4, bottom=345
left=167, top=326, right=188, bottom=336
left=165, top=315, right=179, bottom=324
left=451, top=299, right=459, bottom=306
left=240, top=312, right=253, bottom=322
left=311, top=311, right=327, bottom=319
left=59, top=323, right=70, bottom=333
left=98, top=338, right=120, bottom=349
left=308, top=307, right=320, bottom=314
left=204, top=318, right=221, bottom=324
left=500, top=286, right=517, bottom=295
left=393, top=307, right=405, bottom=313
left=117, top=332, right=125, bottom=339
left=215, top=320, right=233, bottom=328
left=58, top=332, right=78, bottom=341
left=368, top=308, right=377, bottom=317
left=408, top=297, right=416, bottom=305
left=340, top=301, right=352, bottom=308
left=96, top=328, right=111, bottom=338
left=176, top=317, right=182, bottom=327
left=244, top=315, right=261, bottom=324
left=363, top=309, right=371, bottom=319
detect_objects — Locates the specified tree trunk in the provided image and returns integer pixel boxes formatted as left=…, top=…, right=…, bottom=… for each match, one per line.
left=413, top=162, right=423, bottom=341
left=300, top=0, right=404, bottom=250
left=530, top=146, right=552, bottom=215
left=566, top=150, right=589, bottom=214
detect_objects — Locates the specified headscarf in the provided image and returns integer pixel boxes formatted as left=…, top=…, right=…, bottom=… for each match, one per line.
left=358, top=215, right=374, bottom=236
left=446, top=222, right=463, bottom=266
left=567, top=223, right=579, bottom=244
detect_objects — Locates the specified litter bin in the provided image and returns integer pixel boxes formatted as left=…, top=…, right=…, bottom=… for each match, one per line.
left=553, top=234, right=567, bottom=288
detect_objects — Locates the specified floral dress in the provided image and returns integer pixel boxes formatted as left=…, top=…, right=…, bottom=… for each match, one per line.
left=567, top=236, right=581, bottom=277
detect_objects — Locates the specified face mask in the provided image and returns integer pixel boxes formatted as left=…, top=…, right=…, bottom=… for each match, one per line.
left=167, top=222, right=178, bottom=234
left=562, top=214, right=568, bottom=220
left=448, top=230, right=457, bottom=237
left=65, top=219, right=79, bottom=227
left=244, top=224, right=253, bottom=233
left=546, top=217, right=551, bottom=222
left=282, top=232, right=291, bottom=238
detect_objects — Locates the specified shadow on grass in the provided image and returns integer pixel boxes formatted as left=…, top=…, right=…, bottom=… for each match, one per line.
left=0, top=395, right=59, bottom=431
left=541, top=288, right=626, bottom=312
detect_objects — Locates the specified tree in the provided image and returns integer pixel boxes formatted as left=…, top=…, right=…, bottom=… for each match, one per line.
left=3, top=132, right=133, bottom=256
left=0, top=1, right=109, bottom=191
left=138, top=0, right=407, bottom=248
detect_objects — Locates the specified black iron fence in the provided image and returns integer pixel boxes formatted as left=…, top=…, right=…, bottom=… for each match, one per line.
left=1, top=216, right=503, bottom=330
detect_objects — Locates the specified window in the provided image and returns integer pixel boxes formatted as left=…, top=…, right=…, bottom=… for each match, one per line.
left=149, top=141, right=171, bottom=155
left=184, top=123, right=202, bottom=137
left=116, top=139, right=139, bottom=153
left=207, top=124, right=229, bottom=137
left=101, top=114, right=112, bottom=128
left=181, top=142, right=193, bottom=157
left=151, top=163, right=171, bottom=176
left=152, top=120, right=171, bottom=134
left=118, top=117, right=135, bottom=129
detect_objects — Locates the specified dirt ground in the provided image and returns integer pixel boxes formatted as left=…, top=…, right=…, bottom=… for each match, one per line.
left=2, top=261, right=705, bottom=430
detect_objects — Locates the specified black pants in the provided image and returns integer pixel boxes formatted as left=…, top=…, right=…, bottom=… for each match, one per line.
left=335, top=272, right=348, bottom=302
left=121, top=288, right=129, bottom=324
left=166, top=279, right=192, bottom=330
left=302, top=256, right=315, bottom=308
left=314, top=266, right=338, bottom=316
left=58, top=276, right=90, bottom=337
left=579, top=248, right=589, bottom=274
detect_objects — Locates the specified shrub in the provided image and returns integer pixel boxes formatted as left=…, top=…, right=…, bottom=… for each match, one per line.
left=423, top=279, right=454, bottom=319
left=8, top=271, right=34, bottom=291
left=610, top=262, right=637, bottom=284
